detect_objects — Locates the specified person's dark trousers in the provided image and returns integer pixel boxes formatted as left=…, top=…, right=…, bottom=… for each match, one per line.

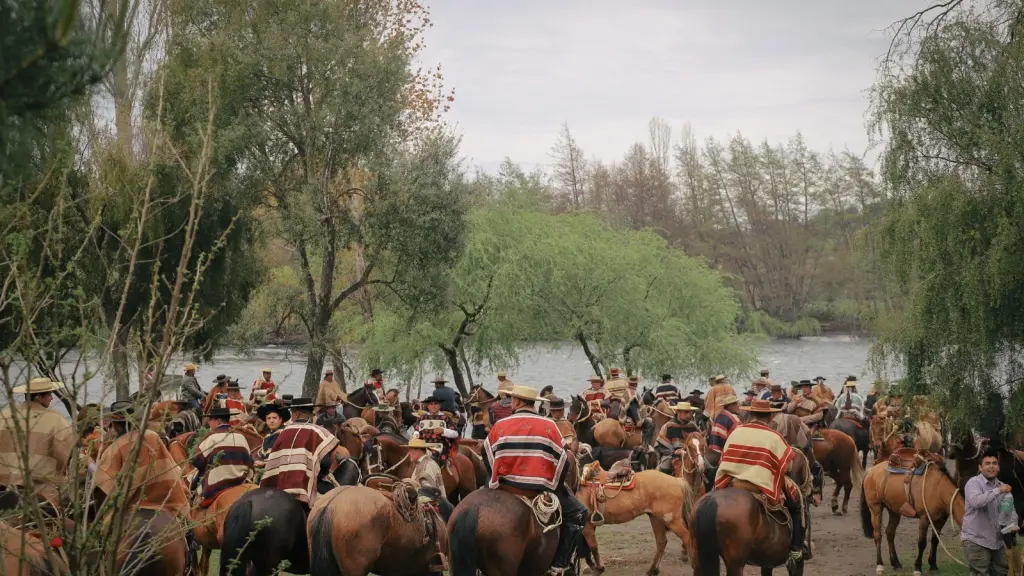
left=963, top=540, right=1009, bottom=576
left=552, top=488, right=588, bottom=571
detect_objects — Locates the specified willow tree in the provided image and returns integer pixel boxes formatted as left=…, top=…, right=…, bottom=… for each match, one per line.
left=871, top=1, right=1024, bottom=434
left=162, top=0, right=466, bottom=396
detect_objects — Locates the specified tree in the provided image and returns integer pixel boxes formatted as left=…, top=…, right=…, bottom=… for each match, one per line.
left=161, top=0, right=466, bottom=396
left=550, top=123, right=587, bottom=209
left=870, top=0, right=1024, bottom=433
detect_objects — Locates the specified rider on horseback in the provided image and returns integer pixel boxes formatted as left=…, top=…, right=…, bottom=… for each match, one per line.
left=484, top=385, right=588, bottom=576
left=260, top=397, right=340, bottom=512
left=416, top=396, right=460, bottom=464
left=655, top=402, right=701, bottom=474
left=787, top=380, right=825, bottom=433
left=715, top=399, right=806, bottom=563
left=180, top=363, right=206, bottom=411
left=832, top=377, right=865, bottom=421
left=547, top=397, right=576, bottom=446
left=705, top=394, right=742, bottom=488
left=191, top=406, right=254, bottom=507
left=582, top=376, right=606, bottom=418
left=654, top=375, right=682, bottom=405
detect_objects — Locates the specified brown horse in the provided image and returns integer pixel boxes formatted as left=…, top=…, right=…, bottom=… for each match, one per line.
left=307, top=482, right=453, bottom=576
left=568, top=395, right=598, bottom=447
left=592, top=398, right=644, bottom=448
left=860, top=456, right=964, bottom=574
left=361, top=432, right=476, bottom=502
left=810, top=429, right=865, bottom=516
left=2, top=521, right=67, bottom=575
left=690, top=449, right=812, bottom=576
left=578, top=432, right=706, bottom=576
left=448, top=457, right=582, bottom=576
left=193, top=483, right=258, bottom=575
left=114, top=509, right=189, bottom=576
left=465, top=386, right=498, bottom=440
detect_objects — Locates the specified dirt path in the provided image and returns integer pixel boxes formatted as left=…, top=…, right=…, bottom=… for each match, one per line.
left=589, top=479, right=965, bottom=576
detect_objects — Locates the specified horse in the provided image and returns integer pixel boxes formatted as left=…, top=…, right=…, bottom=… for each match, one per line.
left=193, top=483, right=258, bottom=576
left=112, top=509, right=189, bottom=576
left=592, top=397, right=645, bottom=448
left=448, top=456, right=583, bottom=576
left=362, top=431, right=476, bottom=503
left=810, top=429, right=865, bottom=516
left=464, top=385, right=497, bottom=440
left=831, top=416, right=871, bottom=469
left=690, top=444, right=813, bottom=575
left=861, top=456, right=964, bottom=574
left=2, top=520, right=68, bottom=575
left=578, top=432, right=706, bottom=576
left=580, top=445, right=656, bottom=472
left=307, top=482, right=453, bottom=576
left=220, top=488, right=309, bottom=576
left=568, top=395, right=597, bottom=447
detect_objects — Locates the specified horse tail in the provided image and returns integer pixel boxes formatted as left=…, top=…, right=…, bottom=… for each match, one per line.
left=449, top=504, right=479, bottom=576
left=221, top=497, right=253, bottom=576
left=307, top=499, right=342, bottom=576
left=859, top=483, right=873, bottom=538
left=850, top=445, right=865, bottom=489
left=693, top=495, right=721, bottom=576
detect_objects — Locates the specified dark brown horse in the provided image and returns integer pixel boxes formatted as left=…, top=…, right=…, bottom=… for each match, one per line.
left=810, top=429, right=865, bottom=516
left=342, top=387, right=417, bottom=430
left=448, top=458, right=583, bottom=576
left=465, top=385, right=498, bottom=440
left=221, top=488, right=310, bottom=576
left=690, top=453, right=812, bottom=575
left=831, top=416, right=871, bottom=469
left=568, top=395, right=597, bottom=447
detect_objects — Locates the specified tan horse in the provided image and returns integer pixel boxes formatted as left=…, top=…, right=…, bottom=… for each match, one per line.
left=193, top=483, right=258, bottom=575
left=307, top=482, right=451, bottom=576
left=592, top=398, right=648, bottom=448
left=577, top=434, right=705, bottom=576
left=860, top=457, right=964, bottom=575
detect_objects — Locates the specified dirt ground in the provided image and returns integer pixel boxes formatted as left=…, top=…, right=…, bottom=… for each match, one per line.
left=589, top=477, right=969, bottom=576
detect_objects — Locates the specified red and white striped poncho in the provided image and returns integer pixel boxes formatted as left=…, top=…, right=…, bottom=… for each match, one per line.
left=484, top=409, right=567, bottom=492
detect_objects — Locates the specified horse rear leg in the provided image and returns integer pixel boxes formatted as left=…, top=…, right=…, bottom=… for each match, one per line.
left=914, top=515, right=929, bottom=574
left=646, top=517, right=668, bottom=576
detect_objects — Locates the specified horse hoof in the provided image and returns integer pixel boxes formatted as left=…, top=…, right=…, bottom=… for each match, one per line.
left=646, top=569, right=659, bottom=576
left=592, top=566, right=606, bottom=575
left=875, top=565, right=884, bottom=575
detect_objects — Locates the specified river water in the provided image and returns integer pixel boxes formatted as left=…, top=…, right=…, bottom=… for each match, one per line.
left=27, top=335, right=891, bottom=409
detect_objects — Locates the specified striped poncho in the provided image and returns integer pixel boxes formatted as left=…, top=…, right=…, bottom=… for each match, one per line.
left=259, top=421, right=338, bottom=507
left=714, top=422, right=796, bottom=505
left=484, top=409, right=567, bottom=492
left=192, top=425, right=253, bottom=505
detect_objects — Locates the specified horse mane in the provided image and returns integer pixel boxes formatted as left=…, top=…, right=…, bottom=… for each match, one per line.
left=539, top=385, right=554, bottom=397
left=347, top=386, right=370, bottom=405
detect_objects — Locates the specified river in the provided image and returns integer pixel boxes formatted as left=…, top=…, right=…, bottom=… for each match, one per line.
left=34, top=335, right=891, bottom=405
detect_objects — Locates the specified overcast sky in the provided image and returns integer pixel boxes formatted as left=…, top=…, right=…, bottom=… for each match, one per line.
left=420, top=0, right=926, bottom=174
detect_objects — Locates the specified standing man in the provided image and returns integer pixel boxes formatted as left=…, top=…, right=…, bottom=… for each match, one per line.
left=483, top=385, right=587, bottom=576
left=315, top=368, right=346, bottom=418
left=180, top=363, right=206, bottom=410
left=191, top=406, right=254, bottom=507
left=0, top=378, right=74, bottom=512
left=260, top=398, right=339, bottom=511
left=962, top=449, right=1014, bottom=576
left=250, top=368, right=277, bottom=404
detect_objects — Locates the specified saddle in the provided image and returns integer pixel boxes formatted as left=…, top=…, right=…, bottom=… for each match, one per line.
left=840, top=416, right=864, bottom=428
left=580, top=460, right=636, bottom=525
left=727, top=478, right=806, bottom=533
left=885, top=448, right=942, bottom=517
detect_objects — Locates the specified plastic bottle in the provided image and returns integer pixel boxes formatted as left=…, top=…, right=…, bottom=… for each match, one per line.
left=999, top=492, right=1016, bottom=534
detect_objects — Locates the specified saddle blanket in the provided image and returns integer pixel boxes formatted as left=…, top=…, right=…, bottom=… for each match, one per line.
left=886, top=465, right=927, bottom=476
left=579, top=476, right=636, bottom=490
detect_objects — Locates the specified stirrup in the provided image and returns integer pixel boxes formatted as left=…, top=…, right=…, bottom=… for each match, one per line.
left=546, top=568, right=567, bottom=576
left=428, top=552, right=448, bottom=572
left=788, top=549, right=803, bottom=566
left=590, top=510, right=604, bottom=525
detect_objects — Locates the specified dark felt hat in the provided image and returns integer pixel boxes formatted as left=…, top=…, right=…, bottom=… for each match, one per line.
left=289, top=397, right=315, bottom=409
left=256, top=401, right=291, bottom=422
left=548, top=397, right=565, bottom=410
left=107, top=401, right=134, bottom=422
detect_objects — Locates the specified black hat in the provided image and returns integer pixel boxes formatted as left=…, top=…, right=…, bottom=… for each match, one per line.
left=289, top=397, right=315, bottom=409
left=661, top=374, right=672, bottom=381
left=212, top=374, right=230, bottom=385
left=743, top=389, right=757, bottom=396
left=226, top=378, right=241, bottom=389
left=371, top=368, right=383, bottom=376
left=256, top=401, right=291, bottom=422
left=205, top=406, right=233, bottom=419
left=424, top=395, right=441, bottom=404
left=847, top=375, right=857, bottom=381
left=689, top=389, right=703, bottom=395
left=548, top=397, right=565, bottom=410
left=280, top=394, right=294, bottom=407
left=798, top=379, right=812, bottom=387
left=108, top=400, right=134, bottom=422
left=814, top=376, right=826, bottom=382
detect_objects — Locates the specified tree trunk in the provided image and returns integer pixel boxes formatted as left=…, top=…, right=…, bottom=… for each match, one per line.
left=440, top=345, right=469, bottom=397
left=458, top=345, right=475, bottom=390
left=577, top=332, right=604, bottom=379
left=112, top=325, right=131, bottom=401
left=302, top=346, right=326, bottom=398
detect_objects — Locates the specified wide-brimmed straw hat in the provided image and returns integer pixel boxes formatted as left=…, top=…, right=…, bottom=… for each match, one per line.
left=496, top=371, right=507, bottom=378
left=843, top=380, right=858, bottom=388
left=712, top=374, right=727, bottom=384
left=740, top=399, right=782, bottom=413
left=184, top=363, right=197, bottom=372
left=717, top=394, right=739, bottom=407
left=672, top=402, right=699, bottom=412
left=261, top=367, right=272, bottom=374
left=12, top=377, right=63, bottom=395
left=508, top=385, right=545, bottom=403
left=498, top=381, right=514, bottom=392
left=587, top=376, right=604, bottom=383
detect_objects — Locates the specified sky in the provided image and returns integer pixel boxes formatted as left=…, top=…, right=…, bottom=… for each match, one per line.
left=419, top=0, right=927, bottom=174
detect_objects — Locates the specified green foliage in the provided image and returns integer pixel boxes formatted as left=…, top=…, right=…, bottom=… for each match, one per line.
left=738, top=310, right=821, bottom=338
left=870, top=2, right=1024, bottom=434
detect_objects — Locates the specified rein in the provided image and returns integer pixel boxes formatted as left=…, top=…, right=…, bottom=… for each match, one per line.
left=920, top=463, right=968, bottom=568
left=368, top=442, right=410, bottom=475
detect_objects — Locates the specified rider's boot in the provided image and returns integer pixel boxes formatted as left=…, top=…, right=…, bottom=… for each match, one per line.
left=549, top=489, right=588, bottom=576
left=784, top=491, right=804, bottom=564
left=627, top=403, right=641, bottom=427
